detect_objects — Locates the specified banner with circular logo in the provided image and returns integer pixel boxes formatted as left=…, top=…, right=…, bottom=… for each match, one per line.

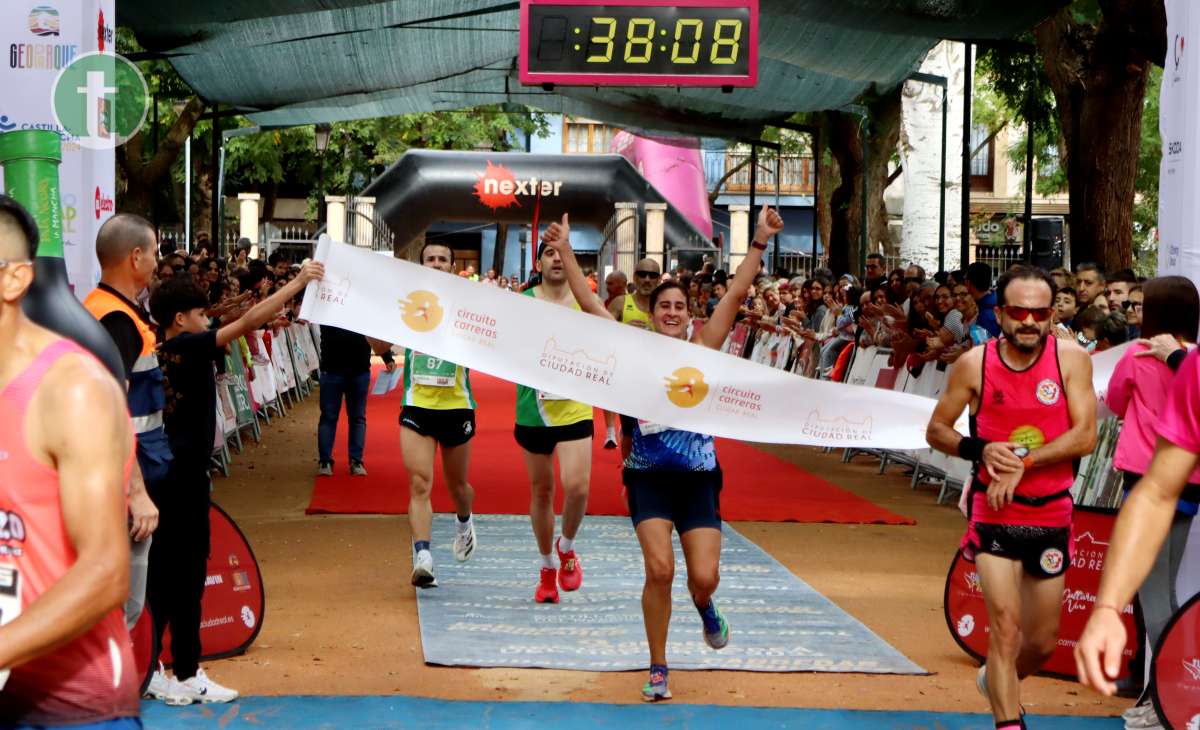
left=1152, top=592, right=1200, bottom=730
left=943, top=507, right=1139, bottom=677
left=147, top=503, right=265, bottom=667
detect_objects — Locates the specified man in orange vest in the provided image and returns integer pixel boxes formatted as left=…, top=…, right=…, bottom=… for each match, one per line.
left=83, top=214, right=163, bottom=632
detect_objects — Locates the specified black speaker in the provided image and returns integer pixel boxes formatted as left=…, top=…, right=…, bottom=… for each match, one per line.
left=1030, top=218, right=1064, bottom=271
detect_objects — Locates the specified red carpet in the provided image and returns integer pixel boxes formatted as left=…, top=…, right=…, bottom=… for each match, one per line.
left=306, top=368, right=915, bottom=525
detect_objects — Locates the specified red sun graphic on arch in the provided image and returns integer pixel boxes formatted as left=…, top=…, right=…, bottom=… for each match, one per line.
left=473, top=161, right=522, bottom=211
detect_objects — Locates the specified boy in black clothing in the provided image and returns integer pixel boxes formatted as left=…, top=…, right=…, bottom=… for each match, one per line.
left=144, top=261, right=323, bottom=706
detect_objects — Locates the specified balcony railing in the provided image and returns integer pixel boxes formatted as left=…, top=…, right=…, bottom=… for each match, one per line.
left=703, top=151, right=815, bottom=196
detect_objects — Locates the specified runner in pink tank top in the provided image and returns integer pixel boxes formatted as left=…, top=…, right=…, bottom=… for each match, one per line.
left=926, top=265, right=1097, bottom=730
left=0, top=195, right=140, bottom=728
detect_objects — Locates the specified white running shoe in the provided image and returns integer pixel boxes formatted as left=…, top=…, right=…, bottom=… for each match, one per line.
left=411, top=549, right=437, bottom=588
left=453, top=520, right=476, bottom=562
left=349, top=461, right=368, bottom=477
left=164, top=668, right=239, bottom=705
left=1125, top=703, right=1164, bottom=729
left=317, top=462, right=333, bottom=477
left=145, top=663, right=170, bottom=700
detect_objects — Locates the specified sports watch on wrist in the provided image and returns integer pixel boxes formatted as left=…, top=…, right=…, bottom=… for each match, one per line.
left=1013, top=446, right=1033, bottom=469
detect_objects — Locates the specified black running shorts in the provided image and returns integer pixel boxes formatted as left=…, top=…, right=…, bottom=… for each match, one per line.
left=513, top=420, right=594, bottom=455
left=400, top=406, right=476, bottom=448
left=971, top=523, right=1070, bottom=579
left=623, top=468, right=723, bottom=533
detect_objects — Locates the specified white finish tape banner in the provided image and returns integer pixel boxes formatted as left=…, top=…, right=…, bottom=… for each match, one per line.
left=300, top=239, right=937, bottom=449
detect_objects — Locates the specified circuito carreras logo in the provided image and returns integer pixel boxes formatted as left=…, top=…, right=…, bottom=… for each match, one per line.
left=399, top=290, right=444, bottom=332
left=664, top=367, right=709, bottom=408
left=1035, top=378, right=1061, bottom=406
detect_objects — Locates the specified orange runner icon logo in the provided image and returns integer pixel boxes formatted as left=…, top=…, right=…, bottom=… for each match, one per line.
left=399, top=291, right=444, bottom=332
left=664, top=367, right=709, bottom=408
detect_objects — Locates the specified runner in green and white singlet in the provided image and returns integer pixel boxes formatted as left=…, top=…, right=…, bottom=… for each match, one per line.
left=399, top=243, right=478, bottom=588
left=516, top=241, right=600, bottom=604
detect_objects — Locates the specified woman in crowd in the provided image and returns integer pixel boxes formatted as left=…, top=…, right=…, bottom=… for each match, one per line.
left=1105, top=276, right=1200, bottom=723
left=539, top=206, right=784, bottom=702
left=818, top=281, right=860, bottom=377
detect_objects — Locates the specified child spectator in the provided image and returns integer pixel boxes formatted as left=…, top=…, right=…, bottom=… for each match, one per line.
left=144, top=261, right=324, bottom=706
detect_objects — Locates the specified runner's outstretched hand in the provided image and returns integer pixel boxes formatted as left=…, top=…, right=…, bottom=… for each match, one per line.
left=1075, top=606, right=1126, bottom=696
left=542, top=214, right=571, bottom=253
left=754, top=205, right=784, bottom=240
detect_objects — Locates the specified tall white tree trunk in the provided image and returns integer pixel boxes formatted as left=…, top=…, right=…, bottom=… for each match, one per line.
left=898, top=41, right=967, bottom=272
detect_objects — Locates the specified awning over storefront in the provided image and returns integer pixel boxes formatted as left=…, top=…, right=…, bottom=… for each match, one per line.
left=119, top=0, right=1065, bottom=136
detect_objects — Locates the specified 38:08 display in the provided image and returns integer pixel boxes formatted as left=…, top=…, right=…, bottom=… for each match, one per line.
left=580, top=17, right=743, bottom=64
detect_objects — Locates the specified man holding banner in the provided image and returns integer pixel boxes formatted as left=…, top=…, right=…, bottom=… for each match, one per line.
left=401, top=242, right=479, bottom=589
left=516, top=242, right=600, bottom=604
left=927, top=266, right=1096, bottom=730
left=539, top=204, right=784, bottom=702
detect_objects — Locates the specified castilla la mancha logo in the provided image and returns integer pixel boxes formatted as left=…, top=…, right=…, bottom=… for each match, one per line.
left=399, top=291, right=444, bottom=332
left=664, top=367, right=709, bottom=408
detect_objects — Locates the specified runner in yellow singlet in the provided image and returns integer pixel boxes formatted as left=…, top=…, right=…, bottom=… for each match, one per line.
left=599, top=258, right=660, bottom=448
left=400, top=242, right=477, bottom=588
left=515, top=241, right=602, bottom=603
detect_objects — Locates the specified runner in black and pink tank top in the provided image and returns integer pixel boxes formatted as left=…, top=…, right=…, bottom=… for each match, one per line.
left=926, top=265, right=1097, bottom=730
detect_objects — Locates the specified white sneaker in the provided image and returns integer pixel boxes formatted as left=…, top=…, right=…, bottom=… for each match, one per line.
left=453, top=520, right=476, bottom=562
left=145, top=663, right=170, bottom=699
left=164, top=668, right=238, bottom=705
left=317, top=462, right=333, bottom=477
left=1125, top=703, right=1163, bottom=729
left=349, top=461, right=368, bottom=477
left=411, top=549, right=437, bottom=588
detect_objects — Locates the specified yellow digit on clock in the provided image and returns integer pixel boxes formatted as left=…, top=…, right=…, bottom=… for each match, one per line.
left=671, top=19, right=703, bottom=64
left=711, top=19, right=742, bottom=64
left=624, top=18, right=656, bottom=63
left=587, top=17, right=617, bottom=62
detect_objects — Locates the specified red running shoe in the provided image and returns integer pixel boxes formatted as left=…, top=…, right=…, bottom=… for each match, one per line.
left=556, top=537, right=583, bottom=592
left=535, top=567, right=560, bottom=603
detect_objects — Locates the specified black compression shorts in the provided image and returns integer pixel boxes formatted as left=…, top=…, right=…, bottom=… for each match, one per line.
left=970, top=523, right=1070, bottom=579
left=400, top=406, right=476, bottom=448
left=623, top=468, right=723, bottom=533
left=513, top=420, right=594, bottom=455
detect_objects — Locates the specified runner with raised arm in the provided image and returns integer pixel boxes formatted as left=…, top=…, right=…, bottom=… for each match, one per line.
left=539, top=205, right=784, bottom=701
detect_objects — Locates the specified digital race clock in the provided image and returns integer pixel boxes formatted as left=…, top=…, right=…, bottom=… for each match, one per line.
left=519, top=0, right=758, bottom=87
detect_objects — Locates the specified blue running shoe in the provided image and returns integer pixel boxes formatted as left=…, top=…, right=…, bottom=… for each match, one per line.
left=641, top=664, right=671, bottom=702
left=697, top=600, right=729, bottom=649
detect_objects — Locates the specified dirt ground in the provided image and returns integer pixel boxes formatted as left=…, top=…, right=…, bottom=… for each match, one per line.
left=203, top=394, right=1128, bottom=717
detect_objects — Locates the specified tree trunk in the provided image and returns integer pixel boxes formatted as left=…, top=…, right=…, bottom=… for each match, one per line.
left=818, top=87, right=902, bottom=278
left=866, top=87, right=903, bottom=260
left=823, top=110, right=863, bottom=277
left=1034, top=2, right=1165, bottom=271
left=815, top=146, right=835, bottom=267
left=116, top=97, right=206, bottom=218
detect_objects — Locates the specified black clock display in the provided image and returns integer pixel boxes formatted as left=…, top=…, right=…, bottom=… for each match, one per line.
left=520, top=2, right=756, bottom=86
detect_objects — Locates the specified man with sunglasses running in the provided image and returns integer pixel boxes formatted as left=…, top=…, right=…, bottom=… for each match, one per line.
left=927, top=265, right=1096, bottom=730
left=601, top=259, right=661, bottom=448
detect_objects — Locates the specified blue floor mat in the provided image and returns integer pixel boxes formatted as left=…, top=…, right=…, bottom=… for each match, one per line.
left=414, top=514, right=924, bottom=673
left=140, top=695, right=1123, bottom=729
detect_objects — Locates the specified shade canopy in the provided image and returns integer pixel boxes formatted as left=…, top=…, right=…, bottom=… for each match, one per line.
left=120, top=0, right=1063, bottom=135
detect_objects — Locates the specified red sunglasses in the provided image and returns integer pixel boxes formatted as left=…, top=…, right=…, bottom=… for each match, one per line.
left=1002, top=305, right=1055, bottom=322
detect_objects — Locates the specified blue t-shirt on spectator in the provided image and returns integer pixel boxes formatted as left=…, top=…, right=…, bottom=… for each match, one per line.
left=975, top=290, right=1000, bottom=338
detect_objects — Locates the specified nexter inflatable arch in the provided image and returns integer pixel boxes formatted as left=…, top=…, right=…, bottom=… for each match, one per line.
left=361, top=149, right=715, bottom=257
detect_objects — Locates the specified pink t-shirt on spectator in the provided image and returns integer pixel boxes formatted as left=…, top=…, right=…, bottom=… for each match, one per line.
left=1159, top=349, right=1200, bottom=456
left=1108, top=343, right=1200, bottom=482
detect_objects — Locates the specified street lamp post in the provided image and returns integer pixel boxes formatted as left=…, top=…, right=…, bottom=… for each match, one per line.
left=314, top=123, right=331, bottom=226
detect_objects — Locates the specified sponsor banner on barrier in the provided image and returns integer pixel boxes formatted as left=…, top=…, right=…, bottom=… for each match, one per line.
left=300, top=238, right=936, bottom=449
left=944, top=508, right=1139, bottom=678
left=157, top=504, right=263, bottom=665
left=1153, top=592, right=1200, bottom=730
